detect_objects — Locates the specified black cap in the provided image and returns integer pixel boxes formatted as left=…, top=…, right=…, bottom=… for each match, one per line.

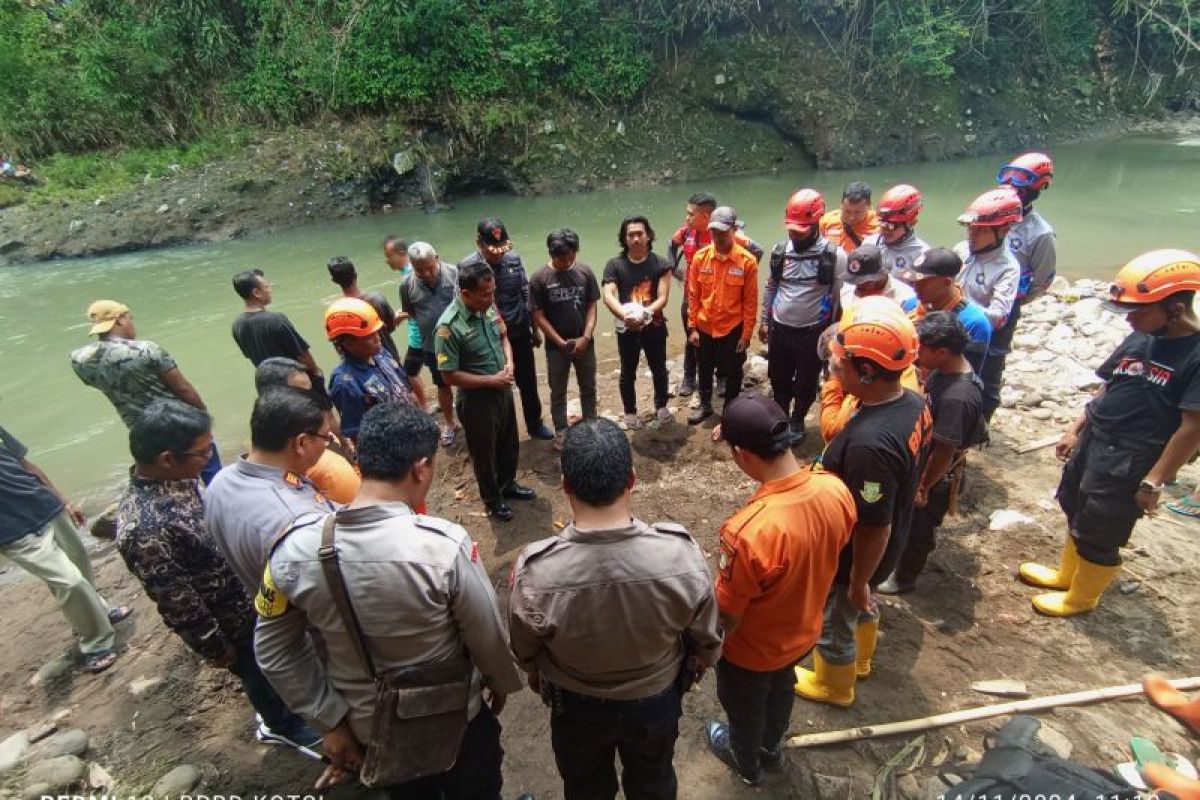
left=477, top=218, right=509, bottom=247
left=844, top=245, right=885, bottom=285
left=720, top=391, right=792, bottom=453
left=901, top=247, right=962, bottom=282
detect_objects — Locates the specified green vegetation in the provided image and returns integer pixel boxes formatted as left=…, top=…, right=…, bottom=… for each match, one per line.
left=0, top=0, right=1196, bottom=172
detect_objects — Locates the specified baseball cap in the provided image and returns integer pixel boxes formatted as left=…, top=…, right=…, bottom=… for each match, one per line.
left=719, top=391, right=792, bottom=453
left=844, top=245, right=886, bottom=285
left=86, top=300, right=130, bottom=335
left=900, top=247, right=962, bottom=283
left=708, top=206, right=738, bottom=232
left=476, top=218, right=509, bottom=247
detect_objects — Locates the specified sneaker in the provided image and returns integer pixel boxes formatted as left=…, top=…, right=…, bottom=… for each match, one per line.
left=528, top=422, right=555, bottom=440
left=688, top=405, right=714, bottom=425
left=677, top=376, right=696, bottom=397
left=623, top=413, right=642, bottom=430
left=255, top=719, right=322, bottom=750
left=876, top=572, right=915, bottom=595
left=656, top=407, right=672, bottom=424
left=788, top=420, right=806, bottom=447
left=704, top=721, right=761, bottom=786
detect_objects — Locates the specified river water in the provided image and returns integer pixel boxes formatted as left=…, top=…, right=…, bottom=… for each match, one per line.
left=2, top=133, right=1198, bottom=505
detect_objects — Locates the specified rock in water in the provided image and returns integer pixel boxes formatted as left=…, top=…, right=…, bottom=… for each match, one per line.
left=152, top=764, right=201, bottom=797
left=31, top=729, right=89, bottom=759
left=25, top=755, right=85, bottom=789
left=0, top=732, right=29, bottom=774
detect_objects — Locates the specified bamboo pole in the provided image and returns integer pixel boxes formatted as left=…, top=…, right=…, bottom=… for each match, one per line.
left=786, top=676, right=1200, bottom=749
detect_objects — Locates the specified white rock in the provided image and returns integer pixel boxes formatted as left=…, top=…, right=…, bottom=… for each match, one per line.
left=1038, top=722, right=1073, bottom=758
left=155, top=203, right=169, bottom=215
left=0, top=733, right=29, bottom=774
left=1030, top=408, right=1053, bottom=420
left=1071, top=297, right=1103, bottom=322
left=128, top=676, right=163, bottom=697
left=25, top=755, right=85, bottom=789
left=30, top=729, right=88, bottom=760
left=1047, top=276, right=1071, bottom=296
left=151, top=765, right=201, bottom=797
left=745, top=355, right=769, bottom=383
left=989, top=509, right=1035, bottom=531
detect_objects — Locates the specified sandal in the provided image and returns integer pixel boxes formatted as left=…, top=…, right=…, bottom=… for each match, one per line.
left=1165, top=495, right=1200, bottom=518
left=108, top=605, right=133, bottom=624
left=439, top=427, right=457, bottom=447
left=83, top=650, right=118, bottom=674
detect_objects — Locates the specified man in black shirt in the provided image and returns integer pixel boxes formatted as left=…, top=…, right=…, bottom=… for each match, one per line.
left=326, top=255, right=402, bottom=363
left=795, top=296, right=930, bottom=708
left=880, top=312, right=984, bottom=595
left=602, top=216, right=674, bottom=430
left=230, top=269, right=324, bottom=385
left=458, top=218, right=553, bottom=440
left=531, top=229, right=601, bottom=449
left=1021, top=249, right=1200, bottom=617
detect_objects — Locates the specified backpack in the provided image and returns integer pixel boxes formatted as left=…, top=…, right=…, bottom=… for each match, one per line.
left=770, top=240, right=837, bottom=286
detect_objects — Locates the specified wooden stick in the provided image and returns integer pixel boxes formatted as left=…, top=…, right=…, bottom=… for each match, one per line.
left=1014, top=434, right=1061, bottom=454
left=785, top=676, right=1200, bottom=749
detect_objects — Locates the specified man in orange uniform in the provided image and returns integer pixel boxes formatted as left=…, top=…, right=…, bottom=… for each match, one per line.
left=687, top=206, right=758, bottom=424
left=819, top=182, right=880, bottom=255
left=704, top=391, right=855, bottom=786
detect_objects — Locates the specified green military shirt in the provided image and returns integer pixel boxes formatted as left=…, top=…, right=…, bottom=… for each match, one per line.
left=434, top=297, right=506, bottom=377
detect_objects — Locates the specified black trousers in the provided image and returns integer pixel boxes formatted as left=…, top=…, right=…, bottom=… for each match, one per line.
left=228, top=629, right=306, bottom=737
left=616, top=325, right=670, bottom=414
left=681, top=296, right=697, bottom=382
left=550, top=684, right=682, bottom=800
left=767, top=320, right=824, bottom=422
left=894, top=478, right=953, bottom=585
left=386, top=704, right=504, bottom=800
left=458, top=388, right=519, bottom=506
left=508, top=327, right=544, bottom=430
left=1056, top=427, right=1162, bottom=565
left=715, top=658, right=797, bottom=774
left=697, top=326, right=745, bottom=407
left=981, top=302, right=1019, bottom=420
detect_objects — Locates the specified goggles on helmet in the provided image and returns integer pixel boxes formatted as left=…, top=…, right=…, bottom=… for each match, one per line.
left=996, top=165, right=1039, bottom=188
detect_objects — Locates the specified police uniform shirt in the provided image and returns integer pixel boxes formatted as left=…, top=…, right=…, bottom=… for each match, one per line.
left=1087, top=330, right=1200, bottom=441
left=254, top=503, right=523, bottom=740
left=863, top=231, right=932, bottom=284
left=202, top=457, right=336, bottom=595
left=434, top=297, right=507, bottom=377
left=953, top=241, right=1021, bottom=330
left=1007, top=211, right=1057, bottom=299
left=508, top=518, right=722, bottom=701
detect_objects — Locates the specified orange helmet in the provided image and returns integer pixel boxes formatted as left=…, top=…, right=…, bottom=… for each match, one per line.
left=785, top=189, right=825, bottom=231
left=997, top=152, right=1054, bottom=191
left=957, top=186, right=1023, bottom=228
left=831, top=295, right=918, bottom=371
left=878, top=184, right=922, bottom=225
left=1102, top=249, right=1200, bottom=313
left=325, top=297, right=383, bottom=340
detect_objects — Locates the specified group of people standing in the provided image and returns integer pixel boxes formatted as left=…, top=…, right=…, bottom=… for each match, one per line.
left=3, top=147, right=1200, bottom=800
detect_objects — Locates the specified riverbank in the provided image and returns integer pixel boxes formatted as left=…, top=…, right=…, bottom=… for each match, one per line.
left=3, top=76, right=1195, bottom=267
left=0, top=280, right=1196, bottom=799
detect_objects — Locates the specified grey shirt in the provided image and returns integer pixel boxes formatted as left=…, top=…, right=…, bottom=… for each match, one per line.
left=1007, top=211, right=1057, bottom=301
left=508, top=518, right=722, bottom=701
left=954, top=240, right=1022, bottom=330
left=203, top=457, right=336, bottom=596
left=864, top=231, right=932, bottom=284
left=762, top=237, right=846, bottom=329
left=400, top=264, right=459, bottom=354
left=254, top=503, right=523, bottom=738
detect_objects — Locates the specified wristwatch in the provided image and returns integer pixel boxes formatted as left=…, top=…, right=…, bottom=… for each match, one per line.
left=1138, top=480, right=1163, bottom=494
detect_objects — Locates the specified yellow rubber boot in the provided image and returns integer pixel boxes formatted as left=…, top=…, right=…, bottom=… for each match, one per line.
left=794, top=651, right=857, bottom=707
left=855, top=618, right=879, bottom=679
left=1032, top=557, right=1121, bottom=617
left=1019, top=537, right=1080, bottom=590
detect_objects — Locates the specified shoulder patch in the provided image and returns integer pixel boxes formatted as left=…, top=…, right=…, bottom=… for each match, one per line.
left=254, top=563, right=289, bottom=619
left=520, top=536, right=564, bottom=564
left=860, top=481, right=884, bottom=504
left=413, top=516, right=464, bottom=539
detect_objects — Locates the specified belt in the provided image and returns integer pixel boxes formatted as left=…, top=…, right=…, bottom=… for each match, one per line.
left=553, top=681, right=677, bottom=706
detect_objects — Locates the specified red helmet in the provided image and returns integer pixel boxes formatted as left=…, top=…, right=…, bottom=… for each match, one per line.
left=957, top=186, right=1023, bottom=228
left=997, top=152, right=1054, bottom=191
left=785, top=189, right=825, bottom=231
left=878, top=184, right=922, bottom=225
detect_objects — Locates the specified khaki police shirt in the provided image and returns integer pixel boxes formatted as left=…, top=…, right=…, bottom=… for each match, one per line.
left=434, top=297, right=507, bottom=377
left=508, top=517, right=723, bottom=701
left=254, top=502, right=523, bottom=739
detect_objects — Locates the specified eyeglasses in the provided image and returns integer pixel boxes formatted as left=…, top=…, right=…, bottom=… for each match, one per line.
left=178, top=444, right=215, bottom=461
left=305, top=431, right=337, bottom=446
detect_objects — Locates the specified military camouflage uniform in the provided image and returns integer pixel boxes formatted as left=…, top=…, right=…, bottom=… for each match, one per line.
left=116, top=472, right=250, bottom=659
left=70, top=338, right=179, bottom=428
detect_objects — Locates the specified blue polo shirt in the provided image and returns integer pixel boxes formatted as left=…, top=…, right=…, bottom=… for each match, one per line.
left=0, top=426, right=64, bottom=547
left=328, top=349, right=417, bottom=439
left=902, top=296, right=993, bottom=375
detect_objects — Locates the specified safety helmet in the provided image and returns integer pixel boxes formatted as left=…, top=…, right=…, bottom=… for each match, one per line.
left=997, top=152, right=1054, bottom=191
left=957, top=186, right=1023, bottom=228
left=785, top=189, right=825, bottom=231
left=877, top=184, right=922, bottom=225
left=1102, top=249, right=1200, bottom=313
left=324, top=297, right=383, bottom=340
left=831, top=295, right=918, bottom=371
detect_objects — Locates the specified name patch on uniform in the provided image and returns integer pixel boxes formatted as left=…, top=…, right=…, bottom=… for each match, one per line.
left=255, top=565, right=289, bottom=618
left=437, top=352, right=449, bottom=365
left=437, top=327, right=452, bottom=339
left=729, top=267, right=745, bottom=277
left=860, top=481, right=883, bottom=504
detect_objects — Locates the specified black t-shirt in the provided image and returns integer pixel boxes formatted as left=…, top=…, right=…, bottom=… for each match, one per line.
left=926, top=370, right=985, bottom=449
left=822, top=390, right=931, bottom=585
left=363, top=290, right=400, bottom=362
left=0, top=426, right=64, bottom=546
left=231, top=310, right=310, bottom=366
left=1089, top=331, right=1200, bottom=442
left=530, top=263, right=601, bottom=340
left=602, top=252, right=673, bottom=327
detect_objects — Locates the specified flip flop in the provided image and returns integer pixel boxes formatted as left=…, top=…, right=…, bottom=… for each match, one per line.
left=108, top=605, right=133, bottom=624
left=83, top=650, right=118, bottom=674
left=1165, top=495, right=1200, bottom=518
